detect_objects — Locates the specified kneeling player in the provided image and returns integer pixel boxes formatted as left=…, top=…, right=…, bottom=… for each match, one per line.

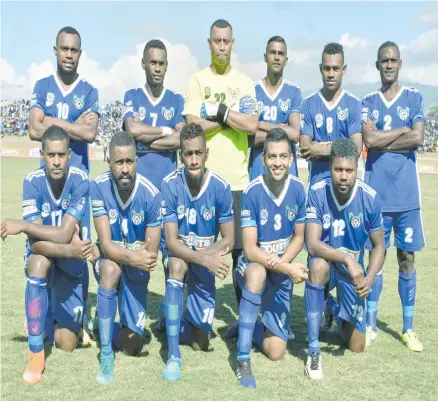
left=1, top=126, right=92, bottom=385
left=304, top=138, right=385, bottom=380
left=159, top=123, right=235, bottom=381
left=90, top=132, right=161, bottom=384
left=235, top=128, right=308, bottom=389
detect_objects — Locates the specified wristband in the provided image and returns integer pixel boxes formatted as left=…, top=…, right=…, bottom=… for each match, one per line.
left=217, top=103, right=229, bottom=123
left=162, top=127, right=172, bottom=137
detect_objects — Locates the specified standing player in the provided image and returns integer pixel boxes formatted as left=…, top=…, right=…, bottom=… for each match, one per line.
left=234, top=128, right=308, bottom=389
left=362, top=41, right=425, bottom=351
left=122, top=39, right=185, bottom=190
left=28, top=26, right=100, bottom=336
left=159, top=123, right=235, bottom=381
left=90, top=132, right=161, bottom=384
left=304, top=138, right=385, bottom=380
left=250, top=36, right=302, bottom=180
left=1, top=126, right=92, bottom=385
left=183, top=19, right=258, bottom=310
left=300, top=43, right=362, bottom=186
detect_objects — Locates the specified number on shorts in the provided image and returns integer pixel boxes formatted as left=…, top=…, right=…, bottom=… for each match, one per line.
left=73, top=306, right=84, bottom=323
left=383, top=115, right=392, bottom=131
left=404, top=227, right=413, bottom=244
left=333, top=219, right=345, bottom=237
left=202, top=307, right=215, bottom=325
left=274, top=214, right=282, bottom=231
left=352, top=304, right=364, bottom=322
left=136, top=311, right=146, bottom=328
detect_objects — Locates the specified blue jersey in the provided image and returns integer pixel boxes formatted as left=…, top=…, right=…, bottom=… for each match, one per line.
left=90, top=172, right=162, bottom=250
left=249, top=80, right=302, bottom=180
left=30, top=74, right=99, bottom=172
left=241, top=175, right=306, bottom=257
left=161, top=168, right=234, bottom=250
left=122, top=87, right=185, bottom=189
left=306, top=178, right=383, bottom=281
left=362, top=86, right=425, bottom=212
left=301, top=90, right=362, bottom=185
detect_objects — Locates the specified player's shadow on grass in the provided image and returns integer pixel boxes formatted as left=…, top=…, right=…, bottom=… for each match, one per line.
left=376, top=319, right=401, bottom=342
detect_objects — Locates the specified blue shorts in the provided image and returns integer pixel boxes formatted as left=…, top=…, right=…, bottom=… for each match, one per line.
left=236, top=254, right=291, bottom=341
left=365, top=209, right=425, bottom=252
left=163, top=251, right=216, bottom=334
left=95, top=258, right=150, bottom=336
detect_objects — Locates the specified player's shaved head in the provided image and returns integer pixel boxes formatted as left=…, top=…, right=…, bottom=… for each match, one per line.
left=322, top=42, right=344, bottom=63
left=263, top=128, right=291, bottom=153
left=330, top=138, right=359, bottom=163
left=266, top=36, right=286, bottom=52
left=377, top=41, right=400, bottom=60
left=109, top=131, right=136, bottom=157
left=42, top=125, right=70, bottom=151
left=143, top=39, right=167, bottom=59
left=210, top=19, right=232, bottom=34
left=56, top=26, right=81, bottom=48
left=180, top=123, right=205, bottom=150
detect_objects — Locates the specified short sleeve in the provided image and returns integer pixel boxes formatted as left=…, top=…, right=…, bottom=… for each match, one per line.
left=161, top=180, right=177, bottom=224
left=90, top=180, right=107, bottom=217
left=411, top=91, right=425, bottom=125
left=122, top=90, right=136, bottom=127
left=241, top=190, right=257, bottom=228
left=301, top=99, right=314, bottom=138
left=295, top=183, right=307, bottom=223
left=67, top=179, right=90, bottom=221
left=145, top=192, right=162, bottom=227
left=367, top=195, right=383, bottom=233
left=305, top=187, right=323, bottom=225
left=182, top=76, right=202, bottom=117
left=30, top=80, right=45, bottom=112
left=290, top=87, right=303, bottom=114
left=218, top=184, right=234, bottom=224
left=348, top=99, right=362, bottom=136
left=85, top=87, right=100, bottom=116
left=173, top=94, right=185, bottom=126
left=22, top=178, right=41, bottom=222
left=361, top=97, right=373, bottom=123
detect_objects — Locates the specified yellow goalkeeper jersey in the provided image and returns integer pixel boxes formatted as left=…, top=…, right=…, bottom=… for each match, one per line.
left=183, top=66, right=256, bottom=191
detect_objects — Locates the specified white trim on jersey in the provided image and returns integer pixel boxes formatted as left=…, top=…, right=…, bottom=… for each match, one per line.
left=344, top=90, right=360, bottom=102
left=94, top=171, right=111, bottom=184
left=163, top=168, right=181, bottom=183
left=26, top=169, right=45, bottom=182
left=244, top=175, right=263, bottom=194
left=138, top=174, right=159, bottom=197
left=210, top=170, right=229, bottom=189
left=112, top=173, right=140, bottom=210
left=53, top=73, right=82, bottom=98
left=357, top=179, right=377, bottom=199
left=415, top=159, right=426, bottom=247
left=181, top=168, right=212, bottom=202
left=46, top=168, right=72, bottom=205
left=257, top=78, right=285, bottom=102
left=261, top=175, right=291, bottom=207
left=70, top=166, right=89, bottom=180
left=329, top=179, right=358, bottom=212
left=377, top=86, right=404, bottom=109
left=317, top=89, right=346, bottom=111
left=141, top=86, right=167, bottom=107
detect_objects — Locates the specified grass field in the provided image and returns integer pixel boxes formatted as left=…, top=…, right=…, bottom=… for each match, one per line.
left=1, top=157, right=438, bottom=401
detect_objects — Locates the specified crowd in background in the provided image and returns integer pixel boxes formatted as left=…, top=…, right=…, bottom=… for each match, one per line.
left=1, top=98, right=438, bottom=154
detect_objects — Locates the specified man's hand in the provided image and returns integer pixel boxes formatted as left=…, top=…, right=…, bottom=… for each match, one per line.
left=300, top=142, right=327, bottom=160
left=355, top=276, right=373, bottom=299
left=1, top=219, right=24, bottom=240
left=285, top=262, right=309, bottom=284
left=202, top=246, right=230, bottom=280
left=88, top=242, right=101, bottom=265
left=364, top=119, right=377, bottom=131
left=130, top=238, right=158, bottom=272
left=75, top=109, right=94, bottom=125
left=69, top=225, right=92, bottom=260
left=200, top=102, right=220, bottom=121
left=266, top=253, right=281, bottom=268
left=345, top=256, right=364, bottom=287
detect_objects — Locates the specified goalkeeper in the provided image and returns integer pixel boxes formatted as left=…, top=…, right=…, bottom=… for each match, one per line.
left=183, top=19, right=258, bottom=309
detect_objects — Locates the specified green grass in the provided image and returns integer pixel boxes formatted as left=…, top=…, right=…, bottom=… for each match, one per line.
left=1, top=158, right=438, bottom=401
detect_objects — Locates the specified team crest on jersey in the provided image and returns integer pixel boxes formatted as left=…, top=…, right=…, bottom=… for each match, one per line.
left=315, top=113, right=324, bottom=128
left=228, top=87, right=238, bottom=101
left=138, top=107, right=146, bottom=120
left=62, top=197, right=71, bottom=210
left=257, top=101, right=264, bottom=113
left=204, top=87, right=211, bottom=99
left=349, top=212, right=363, bottom=228
left=131, top=209, right=144, bottom=225
left=162, top=107, right=174, bottom=121
left=177, top=205, right=185, bottom=220
left=201, top=205, right=215, bottom=221
left=286, top=204, right=298, bottom=221
left=278, top=98, right=290, bottom=113
left=397, top=106, right=409, bottom=121
left=109, top=209, right=118, bottom=225
left=323, top=213, right=331, bottom=229
left=41, top=203, right=51, bottom=218
left=337, top=107, right=349, bottom=121
left=74, top=95, right=85, bottom=110
left=260, top=208, right=269, bottom=225
left=45, top=92, right=55, bottom=107
left=372, top=110, right=379, bottom=122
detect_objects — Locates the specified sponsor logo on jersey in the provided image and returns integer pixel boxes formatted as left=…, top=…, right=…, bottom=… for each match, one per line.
left=62, top=197, right=71, bottom=210
left=41, top=203, right=51, bottom=218
left=228, top=87, right=238, bottom=100
left=45, top=92, right=55, bottom=107
left=180, top=232, right=214, bottom=250
left=257, top=100, right=264, bottom=113
left=92, top=200, right=104, bottom=207
left=278, top=98, right=290, bottom=113
left=361, top=107, right=369, bottom=122
left=74, top=95, right=85, bottom=110
left=323, top=213, right=331, bottom=229
left=177, top=205, right=185, bottom=220
left=22, top=199, right=37, bottom=207
left=204, top=87, right=211, bottom=99
left=337, top=106, right=349, bottom=121
left=241, top=209, right=251, bottom=218
left=138, top=106, right=146, bottom=120
left=109, top=209, right=118, bottom=224
left=23, top=206, right=38, bottom=217
left=372, top=109, right=379, bottom=122
left=76, top=197, right=86, bottom=212
left=397, top=106, right=409, bottom=121
left=162, top=106, right=174, bottom=121
left=349, top=212, right=363, bottom=228
left=122, top=100, right=133, bottom=116
left=259, top=236, right=292, bottom=255
left=260, top=208, right=269, bottom=225
left=315, top=113, right=323, bottom=128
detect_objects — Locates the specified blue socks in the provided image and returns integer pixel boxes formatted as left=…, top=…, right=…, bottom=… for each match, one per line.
left=165, top=278, right=184, bottom=359
left=97, top=286, right=117, bottom=356
left=367, top=271, right=383, bottom=331
left=26, top=277, right=48, bottom=353
left=237, top=287, right=261, bottom=361
left=305, top=281, right=324, bottom=354
left=398, top=271, right=416, bottom=334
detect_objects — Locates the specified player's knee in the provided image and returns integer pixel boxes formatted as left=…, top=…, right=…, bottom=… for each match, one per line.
left=120, top=327, right=142, bottom=356
left=244, top=263, right=266, bottom=293
left=190, top=328, right=209, bottom=352
left=54, top=325, right=79, bottom=352
left=168, top=257, right=188, bottom=281
left=397, top=249, right=415, bottom=274
left=266, top=346, right=286, bottom=361
left=309, top=258, right=330, bottom=284
left=27, top=254, right=51, bottom=278
left=99, top=259, right=121, bottom=289
left=349, top=340, right=365, bottom=353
